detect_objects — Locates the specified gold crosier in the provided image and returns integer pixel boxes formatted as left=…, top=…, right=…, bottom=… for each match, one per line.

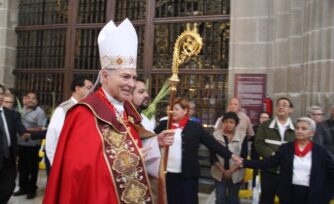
left=158, top=23, right=203, bottom=204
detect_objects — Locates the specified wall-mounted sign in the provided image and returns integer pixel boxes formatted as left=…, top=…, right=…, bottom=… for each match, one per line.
left=234, top=74, right=266, bottom=124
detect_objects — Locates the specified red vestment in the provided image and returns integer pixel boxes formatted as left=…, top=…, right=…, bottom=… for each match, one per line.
left=43, top=89, right=153, bottom=204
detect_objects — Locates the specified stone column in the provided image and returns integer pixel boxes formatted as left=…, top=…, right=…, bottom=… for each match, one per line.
left=230, top=0, right=334, bottom=118
left=301, top=0, right=334, bottom=115
left=229, top=0, right=274, bottom=116
left=0, top=0, right=17, bottom=87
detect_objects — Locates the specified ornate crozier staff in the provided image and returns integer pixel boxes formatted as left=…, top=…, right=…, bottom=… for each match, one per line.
left=158, top=23, right=203, bottom=204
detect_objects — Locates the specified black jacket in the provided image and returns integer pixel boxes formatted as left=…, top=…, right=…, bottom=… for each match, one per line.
left=314, top=119, right=334, bottom=159
left=244, top=142, right=334, bottom=204
left=0, top=108, right=26, bottom=169
left=155, top=120, right=232, bottom=178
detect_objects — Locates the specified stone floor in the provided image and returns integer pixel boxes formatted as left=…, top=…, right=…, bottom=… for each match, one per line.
left=7, top=170, right=252, bottom=204
left=8, top=170, right=46, bottom=204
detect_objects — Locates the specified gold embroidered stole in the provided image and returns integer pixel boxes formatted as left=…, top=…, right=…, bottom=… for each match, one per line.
left=97, top=121, right=153, bottom=204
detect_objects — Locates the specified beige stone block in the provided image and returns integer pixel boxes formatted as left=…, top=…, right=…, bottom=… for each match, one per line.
left=275, top=14, right=289, bottom=39
left=0, top=11, right=8, bottom=27
left=274, top=40, right=289, bottom=66
left=320, top=0, right=334, bottom=27
left=273, top=0, right=288, bottom=13
left=331, top=29, right=334, bottom=59
left=0, top=66, right=5, bottom=85
left=307, top=4, right=318, bottom=32
left=272, top=68, right=287, bottom=93
left=305, top=64, right=317, bottom=91
left=291, top=0, right=304, bottom=8
left=304, top=65, right=315, bottom=91
left=328, top=62, right=334, bottom=92
left=258, top=18, right=271, bottom=42
left=3, top=65, right=15, bottom=87
left=303, top=6, right=311, bottom=32
left=6, top=28, right=16, bottom=47
left=0, top=0, right=6, bottom=8
left=233, top=18, right=258, bottom=42
left=287, top=66, right=301, bottom=92
left=300, top=94, right=308, bottom=115
left=289, top=8, right=303, bottom=36
left=309, top=31, right=321, bottom=61
left=9, top=10, right=17, bottom=27
left=318, top=28, right=333, bottom=60
left=8, top=0, right=17, bottom=11
left=232, top=0, right=270, bottom=17
left=310, top=2, right=321, bottom=31
left=0, top=47, right=5, bottom=63
left=232, top=43, right=270, bottom=67
left=318, top=62, right=331, bottom=92
left=288, top=37, right=303, bottom=64
left=302, top=34, right=309, bottom=60
left=5, top=47, right=16, bottom=66
left=0, top=28, right=6, bottom=45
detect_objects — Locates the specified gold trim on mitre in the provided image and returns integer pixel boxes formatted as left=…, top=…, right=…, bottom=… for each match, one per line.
left=101, top=55, right=137, bottom=69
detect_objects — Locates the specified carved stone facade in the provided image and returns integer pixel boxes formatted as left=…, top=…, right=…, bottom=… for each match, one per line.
left=229, top=0, right=334, bottom=118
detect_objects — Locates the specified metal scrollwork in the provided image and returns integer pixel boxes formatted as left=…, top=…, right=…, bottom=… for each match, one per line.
left=169, top=23, right=203, bottom=86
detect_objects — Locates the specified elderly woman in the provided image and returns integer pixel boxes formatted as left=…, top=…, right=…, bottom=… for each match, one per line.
left=242, top=117, right=334, bottom=204
left=155, top=98, right=240, bottom=204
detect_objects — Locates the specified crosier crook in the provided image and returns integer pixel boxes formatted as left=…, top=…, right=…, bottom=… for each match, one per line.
left=158, top=23, right=203, bottom=204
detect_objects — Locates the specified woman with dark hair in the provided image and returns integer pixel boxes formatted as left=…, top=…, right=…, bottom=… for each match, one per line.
left=242, top=117, right=334, bottom=204
left=210, top=112, right=248, bottom=204
left=154, top=98, right=240, bottom=204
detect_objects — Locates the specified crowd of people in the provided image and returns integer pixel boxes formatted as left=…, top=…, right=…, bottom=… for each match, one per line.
left=1, top=18, right=334, bottom=204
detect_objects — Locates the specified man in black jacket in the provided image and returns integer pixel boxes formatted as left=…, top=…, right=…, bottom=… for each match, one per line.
left=314, top=102, right=334, bottom=200
left=0, top=84, right=26, bottom=203
left=314, top=103, right=334, bottom=158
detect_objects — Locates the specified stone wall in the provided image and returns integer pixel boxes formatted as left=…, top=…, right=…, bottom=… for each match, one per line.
left=229, top=0, right=334, bottom=118
left=0, top=0, right=17, bottom=88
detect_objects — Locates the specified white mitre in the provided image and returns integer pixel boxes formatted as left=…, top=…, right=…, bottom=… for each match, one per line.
left=98, top=18, right=138, bottom=69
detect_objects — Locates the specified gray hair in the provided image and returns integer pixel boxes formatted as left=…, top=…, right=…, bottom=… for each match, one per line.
left=85, top=69, right=115, bottom=97
left=296, top=117, right=316, bottom=131
left=306, top=105, right=322, bottom=116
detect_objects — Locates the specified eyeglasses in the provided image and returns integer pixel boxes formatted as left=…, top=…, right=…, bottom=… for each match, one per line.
left=312, top=113, right=324, bottom=116
left=3, top=101, right=14, bottom=104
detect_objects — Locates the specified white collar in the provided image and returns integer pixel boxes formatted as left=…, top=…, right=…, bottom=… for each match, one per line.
left=70, top=96, right=78, bottom=104
left=102, top=87, right=124, bottom=115
left=269, top=117, right=295, bottom=130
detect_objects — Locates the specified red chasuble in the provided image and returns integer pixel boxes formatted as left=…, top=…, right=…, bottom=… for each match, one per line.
left=43, top=89, right=153, bottom=204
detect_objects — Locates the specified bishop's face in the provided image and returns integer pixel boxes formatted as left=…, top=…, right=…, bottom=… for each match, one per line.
left=102, top=68, right=137, bottom=102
